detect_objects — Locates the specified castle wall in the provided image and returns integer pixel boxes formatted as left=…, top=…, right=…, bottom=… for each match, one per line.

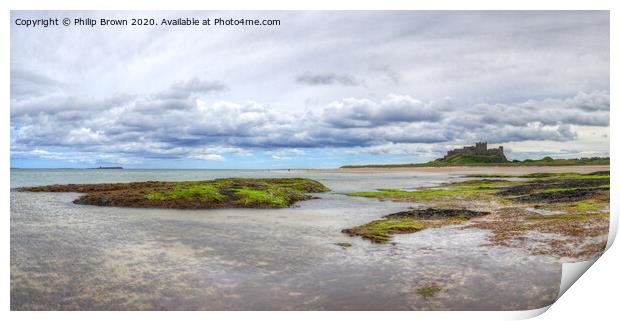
left=444, top=142, right=505, bottom=158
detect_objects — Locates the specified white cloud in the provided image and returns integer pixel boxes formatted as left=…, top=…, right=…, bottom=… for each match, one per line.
left=189, top=154, right=225, bottom=161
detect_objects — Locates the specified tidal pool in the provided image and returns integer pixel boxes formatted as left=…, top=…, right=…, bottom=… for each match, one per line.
left=10, top=170, right=561, bottom=310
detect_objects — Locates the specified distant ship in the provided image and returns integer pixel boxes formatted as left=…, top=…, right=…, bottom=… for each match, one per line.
left=93, top=166, right=123, bottom=169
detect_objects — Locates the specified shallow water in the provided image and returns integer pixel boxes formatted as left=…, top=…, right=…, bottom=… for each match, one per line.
left=10, top=169, right=560, bottom=310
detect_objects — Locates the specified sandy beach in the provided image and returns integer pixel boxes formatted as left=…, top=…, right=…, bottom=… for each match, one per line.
left=315, top=165, right=610, bottom=175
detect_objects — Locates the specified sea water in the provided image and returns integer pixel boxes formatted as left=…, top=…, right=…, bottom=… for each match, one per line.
left=10, top=169, right=560, bottom=310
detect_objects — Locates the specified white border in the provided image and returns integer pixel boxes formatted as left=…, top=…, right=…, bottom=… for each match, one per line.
left=3, top=1, right=617, bottom=320
left=2, top=0, right=618, bottom=10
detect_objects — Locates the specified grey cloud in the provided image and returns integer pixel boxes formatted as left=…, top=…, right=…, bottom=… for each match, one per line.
left=11, top=69, right=65, bottom=99
left=480, top=124, right=577, bottom=144
left=455, top=91, right=610, bottom=129
left=133, top=98, right=195, bottom=113
left=371, top=65, right=403, bottom=84
left=11, top=92, right=132, bottom=120
left=322, top=95, right=442, bottom=128
left=156, top=78, right=226, bottom=99
left=296, top=72, right=361, bottom=86
left=565, top=91, right=610, bottom=111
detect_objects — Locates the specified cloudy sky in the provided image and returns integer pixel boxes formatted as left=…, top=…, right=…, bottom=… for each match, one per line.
left=11, top=11, right=609, bottom=168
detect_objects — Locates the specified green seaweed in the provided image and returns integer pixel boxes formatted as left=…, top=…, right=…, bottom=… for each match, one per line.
left=335, top=242, right=352, bottom=248
left=527, top=213, right=609, bottom=221
left=465, top=174, right=514, bottom=178
left=234, top=186, right=290, bottom=207
left=140, top=178, right=330, bottom=208
left=147, top=184, right=225, bottom=201
left=447, top=179, right=519, bottom=189
left=466, top=172, right=610, bottom=180
left=342, top=218, right=426, bottom=243
left=574, top=202, right=601, bottom=212
left=519, top=172, right=609, bottom=179
left=346, top=187, right=497, bottom=202
left=539, top=186, right=604, bottom=193
left=515, top=224, right=532, bottom=230
left=535, top=198, right=606, bottom=215
left=416, top=286, right=442, bottom=297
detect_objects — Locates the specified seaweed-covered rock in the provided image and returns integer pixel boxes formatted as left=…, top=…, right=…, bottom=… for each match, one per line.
left=342, top=207, right=490, bottom=243
left=384, top=208, right=490, bottom=219
left=17, top=178, right=330, bottom=209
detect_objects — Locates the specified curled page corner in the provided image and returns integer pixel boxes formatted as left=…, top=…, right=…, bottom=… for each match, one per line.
left=558, top=258, right=598, bottom=299
left=606, top=200, right=617, bottom=249
left=511, top=305, right=552, bottom=320
left=511, top=257, right=603, bottom=320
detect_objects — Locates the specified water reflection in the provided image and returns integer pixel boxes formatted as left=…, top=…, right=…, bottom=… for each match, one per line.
left=10, top=170, right=561, bottom=310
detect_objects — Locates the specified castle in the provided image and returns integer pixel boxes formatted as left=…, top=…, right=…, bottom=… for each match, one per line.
left=444, top=142, right=506, bottom=159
